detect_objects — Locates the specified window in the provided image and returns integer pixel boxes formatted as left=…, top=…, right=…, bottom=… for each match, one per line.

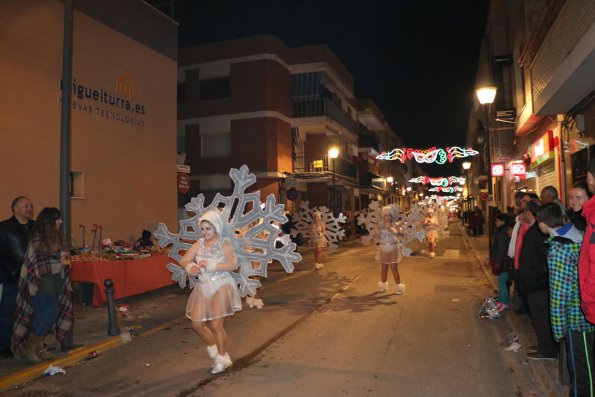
left=177, top=82, right=185, bottom=103
left=201, top=132, right=231, bottom=158
left=200, top=77, right=230, bottom=101
left=70, top=171, right=84, bottom=198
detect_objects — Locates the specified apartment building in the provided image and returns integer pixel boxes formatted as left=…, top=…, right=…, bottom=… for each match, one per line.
left=469, top=0, right=595, bottom=211
left=177, top=35, right=411, bottom=215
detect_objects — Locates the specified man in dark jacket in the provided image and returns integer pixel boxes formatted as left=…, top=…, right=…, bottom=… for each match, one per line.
left=519, top=199, right=557, bottom=359
left=0, top=197, right=34, bottom=358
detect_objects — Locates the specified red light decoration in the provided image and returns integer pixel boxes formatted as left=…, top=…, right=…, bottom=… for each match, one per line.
left=376, top=147, right=478, bottom=164
left=491, top=164, right=505, bottom=177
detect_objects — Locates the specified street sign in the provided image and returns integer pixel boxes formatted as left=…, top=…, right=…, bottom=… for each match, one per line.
left=480, top=192, right=488, bottom=201
left=177, top=172, right=190, bottom=194
left=286, top=188, right=297, bottom=201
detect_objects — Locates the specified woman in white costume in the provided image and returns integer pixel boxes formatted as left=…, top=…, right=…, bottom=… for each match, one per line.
left=423, top=208, right=440, bottom=258
left=179, top=210, right=242, bottom=375
left=377, top=206, right=405, bottom=294
left=309, top=211, right=327, bottom=270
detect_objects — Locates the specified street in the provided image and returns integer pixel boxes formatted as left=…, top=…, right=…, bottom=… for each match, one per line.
left=4, top=222, right=556, bottom=396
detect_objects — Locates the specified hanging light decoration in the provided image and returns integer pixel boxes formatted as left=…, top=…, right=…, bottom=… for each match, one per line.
left=376, top=146, right=479, bottom=164
left=408, top=176, right=466, bottom=186
left=427, top=186, right=463, bottom=193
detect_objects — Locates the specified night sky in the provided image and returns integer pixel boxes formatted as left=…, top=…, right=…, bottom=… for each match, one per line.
left=154, top=0, right=489, bottom=177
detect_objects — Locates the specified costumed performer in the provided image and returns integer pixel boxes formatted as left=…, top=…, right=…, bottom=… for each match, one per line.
left=309, top=211, right=327, bottom=270
left=423, top=208, right=440, bottom=258
left=376, top=206, right=405, bottom=294
left=179, top=210, right=242, bottom=375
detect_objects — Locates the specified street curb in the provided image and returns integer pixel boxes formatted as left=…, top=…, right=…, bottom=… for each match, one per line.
left=460, top=223, right=564, bottom=397
left=0, top=334, right=126, bottom=392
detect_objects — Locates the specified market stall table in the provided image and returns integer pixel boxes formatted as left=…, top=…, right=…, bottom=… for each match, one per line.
left=72, top=254, right=175, bottom=307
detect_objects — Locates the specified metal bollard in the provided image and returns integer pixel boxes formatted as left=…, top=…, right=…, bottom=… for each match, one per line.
left=104, top=279, right=119, bottom=336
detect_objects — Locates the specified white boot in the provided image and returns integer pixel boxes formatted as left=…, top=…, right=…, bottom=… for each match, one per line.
left=206, top=345, right=218, bottom=368
left=211, top=353, right=232, bottom=375
left=253, top=298, right=264, bottom=309
left=245, top=296, right=255, bottom=308
left=377, top=282, right=388, bottom=293
left=429, top=252, right=436, bottom=258
left=396, top=284, right=406, bottom=295
left=314, top=263, right=324, bottom=270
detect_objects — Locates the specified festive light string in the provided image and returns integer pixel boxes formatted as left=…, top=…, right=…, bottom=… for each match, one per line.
left=408, top=176, right=466, bottom=186
left=376, top=146, right=479, bottom=164
left=427, top=186, right=463, bottom=193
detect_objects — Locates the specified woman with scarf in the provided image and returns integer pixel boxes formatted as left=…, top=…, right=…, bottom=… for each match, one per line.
left=11, top=207, right=73, bottom=363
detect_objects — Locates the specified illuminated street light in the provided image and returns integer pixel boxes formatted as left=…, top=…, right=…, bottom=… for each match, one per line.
left=328, top=147, right=339, bottom=214
left=475, top=86, right=497, bottom=105
left=462, top=161, right=471, bottom=170
left=386, top=176, right=394, bottom=183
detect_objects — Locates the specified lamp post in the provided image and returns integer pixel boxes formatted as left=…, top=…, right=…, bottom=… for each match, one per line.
left=462, top=161, right=471, bottom=214
left=476, top=86, right=497, bottom=253
left=386, top=176, right=394, bottom=204
left=328, top=147, right=339, bottom=214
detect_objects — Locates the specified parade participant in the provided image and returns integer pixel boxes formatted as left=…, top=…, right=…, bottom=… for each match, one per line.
left=11, top=207, right=73, bottom=364
left=423, top=208, right=440, bottom=258
left=179, top=210, right=242, bottom=375
left=377, top=206, right=405, bottom=294
left=309, top=211, right=327, bottom=270
left=0, top=196, right=34, bottom=359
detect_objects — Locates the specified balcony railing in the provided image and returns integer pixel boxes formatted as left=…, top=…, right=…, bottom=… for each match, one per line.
left=293, top=152, right=357, bottom=179
left=292, top=98, right=357, bottom=134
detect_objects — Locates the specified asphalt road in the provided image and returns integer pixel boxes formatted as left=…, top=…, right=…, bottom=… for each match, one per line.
left=4, top=223, right=550, bottom=397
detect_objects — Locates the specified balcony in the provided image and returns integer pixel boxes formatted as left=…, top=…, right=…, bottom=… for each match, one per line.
left=292, top=152, right=357, bottom=179
left=358, top=133, right=380, bottom=152
left=292, top=98, right=357, bottom=135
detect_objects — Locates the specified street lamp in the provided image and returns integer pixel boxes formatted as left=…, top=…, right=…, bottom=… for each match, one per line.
left=475, top=86, right=497, bottom=253
left=462, top=161, right=471, bottom=213
left=328, top=147, right=339, bottom=214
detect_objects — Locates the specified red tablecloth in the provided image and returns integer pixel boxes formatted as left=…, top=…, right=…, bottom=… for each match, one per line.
left=71, top=254, right=175, bottom=307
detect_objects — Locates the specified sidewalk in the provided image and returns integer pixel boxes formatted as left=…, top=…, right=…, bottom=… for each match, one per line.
left=0, top=243, right=322, bottom=390
left=463, top=228, right=567, bottom=397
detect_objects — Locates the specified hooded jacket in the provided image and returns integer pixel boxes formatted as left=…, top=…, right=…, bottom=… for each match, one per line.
left=578, top=196, right=595, bottom=323
left=518, top=221, right=548, bottom=293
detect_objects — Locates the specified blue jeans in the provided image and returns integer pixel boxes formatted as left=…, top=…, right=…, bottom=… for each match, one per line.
left=0, top=283, right=18, bottom=350
left=31, top=295, right=58, bottom=336
left=498, top=272, right=509, bottom=305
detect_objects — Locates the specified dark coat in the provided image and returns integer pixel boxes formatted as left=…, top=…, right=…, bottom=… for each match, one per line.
left=567, top=208, right=587, bottom=232
left=490, top=225, right=510, bottom=271
left=0, top=216, right=35, bottom=284
left=518, top=221, right=548, bottom=293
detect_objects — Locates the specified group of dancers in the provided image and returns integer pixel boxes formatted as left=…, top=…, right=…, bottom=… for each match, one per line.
left=177, top=202, right=446, bottom=375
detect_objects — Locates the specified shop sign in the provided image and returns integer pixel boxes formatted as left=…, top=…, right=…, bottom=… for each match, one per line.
left=530, top=130, right=554, bottom=166
left=177, top=164, right=191, bottom=173
left=491, top=163, right=505, bottom=177
left=312, top=160, right=324, bottom=169
left=177, top=172, right=190, bottom=194
left=511, top=162, right=526, bottom=176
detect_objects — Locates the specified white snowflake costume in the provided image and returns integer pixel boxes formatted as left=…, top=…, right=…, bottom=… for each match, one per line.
left=155, top=165, right=302, bottom=298
left=290, top=201, right=346, bottom=250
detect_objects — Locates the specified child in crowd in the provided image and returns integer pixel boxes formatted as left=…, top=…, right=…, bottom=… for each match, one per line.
left=537, top=203, right=594, bottom=394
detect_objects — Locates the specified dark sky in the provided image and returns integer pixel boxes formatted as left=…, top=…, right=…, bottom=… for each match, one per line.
left=155, top=0, right=489, bottom=177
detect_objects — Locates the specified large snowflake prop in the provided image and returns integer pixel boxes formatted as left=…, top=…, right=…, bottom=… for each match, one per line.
left=290, top=201, right=346, bottom=250
left=154, top=165, right=302, bottom=297
left=357, top=202, right=425, bottom=256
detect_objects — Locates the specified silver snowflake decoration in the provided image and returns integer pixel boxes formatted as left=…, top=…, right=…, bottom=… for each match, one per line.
left=154, top=165, right=302, bottom=297
left=356, top=201, right=383, bottom=246
left=290, top=201, right=346, bottom=250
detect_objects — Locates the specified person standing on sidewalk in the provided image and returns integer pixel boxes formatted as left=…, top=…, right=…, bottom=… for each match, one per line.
left=567, top=182, right=591, bottom=232
left=179, top=210, right=242, bottom=375
left=519, top=200, right=558, bottom=360
left=376, top=206, right=405, bottom=295
left=579, top=159, right=595, bottom=326
left=489, top=213, right=510, bottom=311
left=0, top=196, right=34, bottom=359
left=537, top=203, right=594, bottom=396
left=309, top=211, right=327, bottom=270
left=11, top=207, right=73, bottom=363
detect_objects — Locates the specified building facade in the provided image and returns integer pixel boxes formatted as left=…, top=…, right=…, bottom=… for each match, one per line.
left=0, top=0, right=178, bottom=243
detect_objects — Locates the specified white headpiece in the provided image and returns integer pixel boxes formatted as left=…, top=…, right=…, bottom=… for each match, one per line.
left=199, top=210, right=225, bottom=236
left=381, top=205, right=398, bottom=220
